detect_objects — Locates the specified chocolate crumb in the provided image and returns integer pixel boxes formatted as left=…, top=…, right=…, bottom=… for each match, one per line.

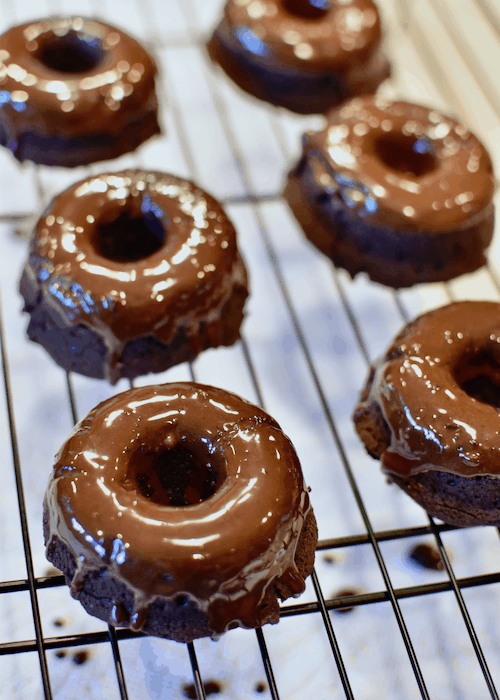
left=255, top=681, right=267, bottom=693
left=72, top=650, right=89, bottom=666
left=53, top=618, right=65, bottom=628
left=183, top=684, right=197, bottom=700
left=182, top=680, right=222, bottom=698
left=408, top=543, right=443, bottom=571
left=55, top=650, right=66, bottom=659
left=333, top=588, right=361, bottom=614
left=322, top=554, right=336, bottom=565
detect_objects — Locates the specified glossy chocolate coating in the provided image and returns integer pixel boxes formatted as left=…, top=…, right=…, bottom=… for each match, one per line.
left=221, top=0, right=382, bottom=71
left=20, top=170, right=248, bottom=383
left=44, top=382, right=312, bottom=635
left=208, top=0, right=389, bottom=114
left=296, top=96, right=494, bottom=230
left=285, top=96, right=495, bottom=286
left=0, top=17, right=159, bottom=165
left=354, top=301, right=500, bottom=479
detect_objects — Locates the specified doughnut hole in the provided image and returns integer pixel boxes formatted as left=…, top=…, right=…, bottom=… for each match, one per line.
left=95, top=203, right=166, bottom=263
left=454, top=344, right=500, bottom=408
left=283, top=0, right=332, bottom=20
left=35, top=30, right=104, bottom=74
left=373, top=132, right=437, bottom=178
left=125, top=441, right=225, bottom=507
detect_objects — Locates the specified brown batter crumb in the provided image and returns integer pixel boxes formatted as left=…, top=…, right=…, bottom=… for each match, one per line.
left=322, top=553, right=336, bottom=565
left=72, top=650, right=90, bottom=666
left=332, top=588, right=362, bottom=614
left=182, top=680, right=222, bottom=698
left=408, top=543, right=443, bottom=571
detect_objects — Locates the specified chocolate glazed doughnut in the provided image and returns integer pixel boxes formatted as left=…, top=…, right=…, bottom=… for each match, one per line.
left=20, top=170, right=248, bottom=383
left=285, top=96, right=495, bottom=287
left=43, top=382, right=318, bottom=642
left=354, top=301, right=500, bottom=527
left=207, top=0, right=390, bottom=114
left=0, top=17, right=160, bottom=166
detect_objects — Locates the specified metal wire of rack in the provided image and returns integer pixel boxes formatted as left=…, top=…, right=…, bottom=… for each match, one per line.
left=2, top=0, right=500, bottom=698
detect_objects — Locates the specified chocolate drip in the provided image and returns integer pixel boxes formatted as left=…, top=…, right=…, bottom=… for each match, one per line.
left=69, top=566, right=87, bottom=597
left=110, top=602, right=128, bottom=625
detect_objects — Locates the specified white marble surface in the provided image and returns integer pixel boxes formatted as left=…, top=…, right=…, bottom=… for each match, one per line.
left=2, top=0, right=500, bottom=698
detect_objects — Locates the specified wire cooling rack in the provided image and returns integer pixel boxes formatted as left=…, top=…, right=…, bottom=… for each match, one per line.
left=2, top=0, right=500, bottom=698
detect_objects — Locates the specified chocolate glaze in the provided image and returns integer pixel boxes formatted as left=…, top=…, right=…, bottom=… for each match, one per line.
left=20, top=170, right=248, bottom=383
left=208, top=0, right=389, bottom=114
left=354, top=301, right=500, bottom=479
left=217, top=0, right=383, bottom=71
left=285, top=96, right=495, bottom=287
left=44, top=382, right=312, bottom=636
left=0, top=18, right=159, bottom=165
left=292, top=96, right=494, bottom=231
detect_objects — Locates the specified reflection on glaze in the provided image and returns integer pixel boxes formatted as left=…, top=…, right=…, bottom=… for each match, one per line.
left=208, top=0, right=389, bottom=115
left=44, top=382, right=311, bottom=635
left=226, top=0, right=382, bottom=69
left=21, top=170, right=247, bottom=383
left=355, top=302, right=500, bottom=478
left=299, top=96, right=495, bottom=230
left=229, top=0, right=381, bottom=72
left=235, top=26, right=271, bottom=56
left=0, top=17, right=158, bottom=149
